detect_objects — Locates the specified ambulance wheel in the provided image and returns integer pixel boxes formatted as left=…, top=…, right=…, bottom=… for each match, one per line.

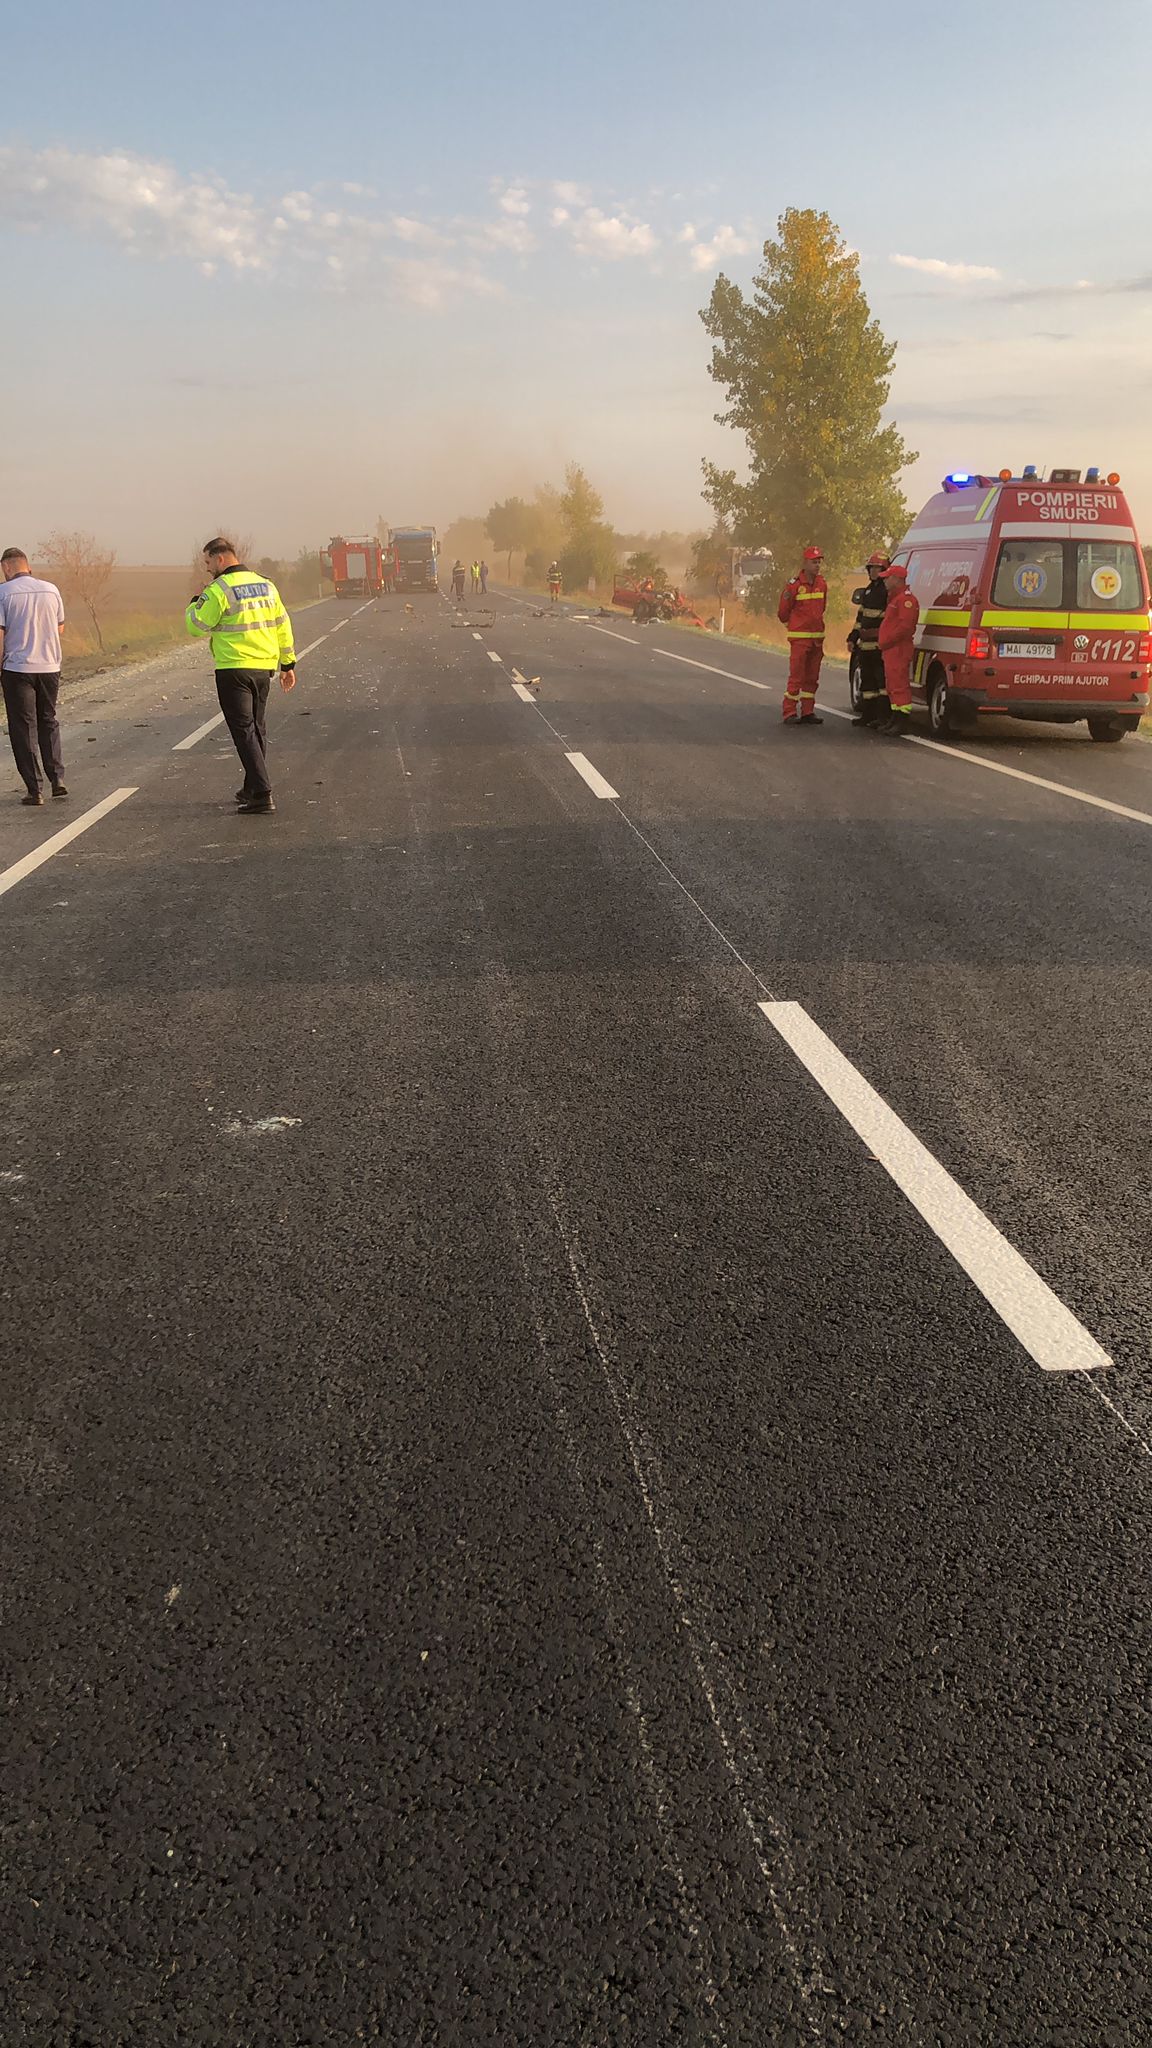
left=848, top=657, right=863, bottom=712
left=928, top=668, right=955, bottom=738
left=1087, top=714, right=1136, bottom=742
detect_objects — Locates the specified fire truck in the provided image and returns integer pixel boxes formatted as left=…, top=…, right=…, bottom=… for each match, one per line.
left=322, top=536, right=386, bottom=598
left=855, top=465, right=1151, bottom=741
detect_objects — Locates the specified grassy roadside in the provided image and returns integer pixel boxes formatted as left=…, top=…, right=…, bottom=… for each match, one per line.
left=60, top=592, right=330, bottom=684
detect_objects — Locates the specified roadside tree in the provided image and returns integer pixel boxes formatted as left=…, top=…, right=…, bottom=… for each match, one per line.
left=486, top=496, right=535, bottom=580
left=624, top=549, right=668, bottom=585
left=39, top=530, right=117, bottom=652
left=700, top=208, right=914, bottom=603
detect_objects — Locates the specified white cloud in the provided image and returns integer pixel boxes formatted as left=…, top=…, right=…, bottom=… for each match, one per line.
left=391, top=214, right=453, bottom=248
left=0, top=143, right=274, bottom=272
left=678, top=222, right=697, bottom=244
left=570, top=208, right=658, bottom=260
left=552, top=180, right=590, bottom=206
left=498, top=184, right=531, bottom=217
left=0, top=142, right=505, bottom=306
left=688, top=225, right=752, bottom=272
left=551, top=206, right=570, bottom=225
left=890, top=252, right=1001, bottom=282
left=390, top=259, right=504, bottom=310
left=466, top=216, right=537, bottom=255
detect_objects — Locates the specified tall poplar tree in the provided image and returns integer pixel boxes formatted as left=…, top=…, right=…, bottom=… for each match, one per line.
left=700, top=209, right=915, bottom=595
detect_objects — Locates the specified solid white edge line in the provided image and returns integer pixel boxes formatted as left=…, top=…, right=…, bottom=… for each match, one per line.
left=0, top=787, right=138, bottom=901
left=331, top=619, right=349, bottom=631
left=294, top=635, right=327, bottom=659
left=588, top=622, right=1152, bottom=825
left=901, top=733, right=1152, bottom=829
left=512, top=682, right=535, bottom=702
left=584, top=622, right=777, bottom=691
left=566, top=752, right=620, bottom=800
left=760, top=1001, right=1110, bottom=1375
left=172, top=712, right=225, bottom=752
left=487, top=650, right=503, bottom=664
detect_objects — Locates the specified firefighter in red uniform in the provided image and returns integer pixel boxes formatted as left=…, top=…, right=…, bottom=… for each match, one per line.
left=777, top=545, right=827, bottom=724
left=877, top=563, right=919, bottom=732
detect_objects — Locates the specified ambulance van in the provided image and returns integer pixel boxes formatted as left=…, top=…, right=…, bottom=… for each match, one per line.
left=851, top=467, right=1152, bottom=741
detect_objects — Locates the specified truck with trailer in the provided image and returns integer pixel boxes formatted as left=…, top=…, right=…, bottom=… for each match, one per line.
left=389, top=527, right=439, bottom=594
left=322, top=536, right=386, bottom=598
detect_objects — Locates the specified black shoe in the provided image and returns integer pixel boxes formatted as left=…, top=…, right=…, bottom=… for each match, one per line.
left=882, top=715, right=910, bottom=736
left=21, top=790, right=43, bottom=806
left=800, top=714, right=824, bottom=726
left=51, top=781, right=69, bottom=798
left=236, top=794, right=275, bottom=814
left=235, top=787, right=256, bottom=803
left=851, top=712, right=876, bottom=727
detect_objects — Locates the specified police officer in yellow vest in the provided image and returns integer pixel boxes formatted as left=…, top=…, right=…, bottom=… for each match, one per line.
left=186, top=538, right=296, bottom=813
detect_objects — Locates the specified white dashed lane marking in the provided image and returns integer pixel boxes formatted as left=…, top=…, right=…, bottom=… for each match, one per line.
left=761, top=1001, right=1111, bottom=1376
left=566, top=752, right=620, bottom=800
left=0, top=788, right=139, bottom=902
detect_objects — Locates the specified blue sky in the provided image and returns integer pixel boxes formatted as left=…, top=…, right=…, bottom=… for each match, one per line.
left=3, top=0, right=1151, bottom=559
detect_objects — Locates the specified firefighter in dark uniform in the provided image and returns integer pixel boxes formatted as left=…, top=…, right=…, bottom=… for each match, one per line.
left=848, top=550, right=891, bottom=726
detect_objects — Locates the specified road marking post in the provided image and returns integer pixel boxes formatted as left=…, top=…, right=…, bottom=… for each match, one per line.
left=566, top=752, right=620, bottom=800
left=760, top=1001, right=1110, bottom=1374
left=0, top=788, right=138, bottom=901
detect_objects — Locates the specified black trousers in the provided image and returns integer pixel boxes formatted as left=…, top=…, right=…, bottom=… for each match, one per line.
left=2, top=669, right=64, bottom=794
left=856, top=647, right=888, bottom=717
left=215, top=669, right=273, bottom=796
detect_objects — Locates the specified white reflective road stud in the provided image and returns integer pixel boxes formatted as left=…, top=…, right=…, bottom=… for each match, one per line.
left=760, top=1001, right=1110, bottom=1374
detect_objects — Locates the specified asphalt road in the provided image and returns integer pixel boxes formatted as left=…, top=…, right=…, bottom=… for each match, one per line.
left=1, top=588, right=1148, bottom=2045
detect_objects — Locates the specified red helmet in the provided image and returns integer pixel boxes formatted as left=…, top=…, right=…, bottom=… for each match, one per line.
left=866, top=550, right=891, bottom=569
left=803, top=545, right=824, bottom=562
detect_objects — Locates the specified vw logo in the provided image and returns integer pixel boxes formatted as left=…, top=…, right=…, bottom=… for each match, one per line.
left=1074, top=634, right=1089, bottom=650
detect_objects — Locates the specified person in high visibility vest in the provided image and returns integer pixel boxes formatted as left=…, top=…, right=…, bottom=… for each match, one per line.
left=777, top=545, right=827, bottom=724
left=186, top=538, right=296, bottom=813
left=877, top=562, right=919, bottom=733
left=470, top=561, right=482, bottom=592
left=547, top=562, right=562, bottom=604
left=848, top=550, right=891, bottom=726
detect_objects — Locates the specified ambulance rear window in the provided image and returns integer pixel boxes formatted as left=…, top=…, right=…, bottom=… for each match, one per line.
left=992, top=540, right=1064, bottom=608
left=1075, top=541, right=1143, bottom=609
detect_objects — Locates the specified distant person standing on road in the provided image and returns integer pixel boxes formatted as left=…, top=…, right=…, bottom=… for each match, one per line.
left=479, top=560, right=489, bottom=595
left=778, top=545, right=827, bottom=725
left=470, top=560, right=481, bottom=593
left=0, top=548, right=68, bottom=806
left=186, top=538, right=296, bottom=814
left=451, top=560, right=467, bottom=603
left=547, top=561, right=562, bottom=604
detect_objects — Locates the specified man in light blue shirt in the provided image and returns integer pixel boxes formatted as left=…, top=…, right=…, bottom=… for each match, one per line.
left=0, top=548, right=67, bottom=806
